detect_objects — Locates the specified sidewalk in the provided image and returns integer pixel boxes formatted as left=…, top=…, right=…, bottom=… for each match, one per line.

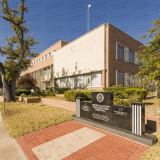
left=0, top=111, right=27, bottom=160
left=41, top=98, right=76, bottom=111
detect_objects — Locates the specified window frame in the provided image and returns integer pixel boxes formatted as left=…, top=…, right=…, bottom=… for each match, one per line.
left=129, top=50, right=134, bottom=63
left=117, top=71, right=124, bottom=85
left=117, top=44, right=124, bottom=61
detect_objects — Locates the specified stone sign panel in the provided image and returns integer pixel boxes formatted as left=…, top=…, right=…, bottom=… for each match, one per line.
left=111, top=105, right=132, bottom=131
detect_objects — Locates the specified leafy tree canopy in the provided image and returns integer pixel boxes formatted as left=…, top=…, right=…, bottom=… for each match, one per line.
left=136, top=15, right=160, bottom=84
left=0, top=0, right=39, bottom=101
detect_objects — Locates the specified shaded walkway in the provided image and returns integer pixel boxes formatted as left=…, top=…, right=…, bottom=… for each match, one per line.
left=41, top=98, right=76, bottom=111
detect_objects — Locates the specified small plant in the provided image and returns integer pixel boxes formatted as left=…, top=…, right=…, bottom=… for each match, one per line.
left=46, top=88, right=58, bottom=96
left=157, top=90, right=160, bottom=99
left=20, top=93, right=26, bottom=97
left=36, top=90, right=46, bottom=98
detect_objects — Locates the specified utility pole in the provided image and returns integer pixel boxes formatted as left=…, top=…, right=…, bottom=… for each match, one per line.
left=87, top=4, right=91, bottom=32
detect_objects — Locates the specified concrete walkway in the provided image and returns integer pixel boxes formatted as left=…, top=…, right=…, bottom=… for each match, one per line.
left=0, top=111, right=27, bottom=160
left=41, top=98, right=76, bottom=111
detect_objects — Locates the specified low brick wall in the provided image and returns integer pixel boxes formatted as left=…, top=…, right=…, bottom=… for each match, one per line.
left=23, top=97, right=41, bottom=103
left=145, top=113, right=160, bottom=133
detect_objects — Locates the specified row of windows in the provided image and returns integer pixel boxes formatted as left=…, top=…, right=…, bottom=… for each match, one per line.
left=117, top=44, right=142, bottom=65
left=117, top=71, right=139, bottom=86
left=31, top=52, right=52, bottom=66
left=58, top=73, right=95, bottom=88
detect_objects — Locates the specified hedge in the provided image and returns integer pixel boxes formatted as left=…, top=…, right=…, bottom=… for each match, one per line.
left=64, top=90, right=103, bottom=102
left=124, top=88, right=148, bottom=100
left=54, top=87, right=69, bottom=94
left=64, top=90, right=92, bottom=102
left=103, top=86, right=140, bottom=92
left=46, top=87, right=69, bottom=94
left=15, top=89, right=31, bottom=96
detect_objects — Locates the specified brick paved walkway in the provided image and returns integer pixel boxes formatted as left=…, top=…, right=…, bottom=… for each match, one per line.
left=16, top=121, right=149, bottom=160
left=41, top=98, right=76, bottom=111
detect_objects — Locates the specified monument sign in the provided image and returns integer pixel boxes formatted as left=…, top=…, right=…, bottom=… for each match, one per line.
left=76, top=92, right=145, bottom=136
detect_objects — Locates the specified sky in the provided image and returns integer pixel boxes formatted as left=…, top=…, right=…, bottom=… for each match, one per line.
left=0, top=0, right=160, bottom=63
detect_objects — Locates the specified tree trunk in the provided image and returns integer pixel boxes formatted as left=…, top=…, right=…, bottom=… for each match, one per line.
left=4, top=79, right=12, bottom=102
left=11, top=80, right=16, bottom=101
left=4, top=79, right=16, bottom=102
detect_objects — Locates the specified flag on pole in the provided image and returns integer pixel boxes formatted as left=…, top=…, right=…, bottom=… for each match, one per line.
left=88, top=4, right=91, bottom=9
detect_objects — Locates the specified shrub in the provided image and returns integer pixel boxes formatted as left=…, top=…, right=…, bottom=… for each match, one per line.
left=46, top=87, right=57, bottom=96
left=112, top=85, right=125, bottom=88
left=17, top=75, right=37, bottom=90
left=64, top=90, right=92, bottom=102
left=20, top=93, right=26, bottom=97
left=114, top=98, right=137, bottom=106
left=36, top=90, right=46, bottom=97
left=124, top=88, right=148, bottom=100
left=15, top=89, right=31, bottom=96
left=50, top=87, right=69, bottom=94
left=157, top=90, right=160, bottom=99
left=114, top=91, right=125, bottom=99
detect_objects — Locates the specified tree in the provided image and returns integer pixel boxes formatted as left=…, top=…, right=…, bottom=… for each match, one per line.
left=17, top=74, right=37, bottom=90
left=0, top=0, right=39, bottom=102
left=0, top=75, right=2, bottom=88
left=135, top=15, right=160, bottom=90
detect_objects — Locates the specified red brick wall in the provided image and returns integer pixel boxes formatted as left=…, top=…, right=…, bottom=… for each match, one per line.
left=106, top=23, right=142, bottom=87
left=145, top=113, right=160, bottom=133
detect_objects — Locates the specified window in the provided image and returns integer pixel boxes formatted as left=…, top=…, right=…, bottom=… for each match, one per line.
left=83, top=74, right=93, bottom=86
left=117, top=72, right=124, bottom=85
left=60, top=78, right=66, bottom=87
left=39, top=58, right=41, bottom=62
left=45, top=55, right=47, bottom=59
left=49, top=52, right=51, bottom=57
left=42, top=57, right=44, bottom=60
left=70, top=77, right=74, bottom=87
left=117, top=45, right=124, bottom=60
left=36, top=60, right=38, bottom=63
left=129, top=50, right=134, bottom=63
left=138, top=57, right=142, bottom=66
left=44, top=69, right=47, bottom=79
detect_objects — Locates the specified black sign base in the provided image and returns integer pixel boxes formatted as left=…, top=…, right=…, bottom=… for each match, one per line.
left=72, top=115, right=157, bottom=146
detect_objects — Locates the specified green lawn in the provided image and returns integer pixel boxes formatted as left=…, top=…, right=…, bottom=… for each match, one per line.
left=143, top=98, right=160, bottom=114
left=140, top=132, right=160, bottom=160
left=0, top=102, right=75, bottom=138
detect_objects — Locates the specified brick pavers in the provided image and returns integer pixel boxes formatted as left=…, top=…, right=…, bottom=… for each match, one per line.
left=16, top=121, right=149, bottom=160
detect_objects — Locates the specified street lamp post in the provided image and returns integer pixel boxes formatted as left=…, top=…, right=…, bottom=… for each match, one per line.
left=87, top=4, right=91, bottom=32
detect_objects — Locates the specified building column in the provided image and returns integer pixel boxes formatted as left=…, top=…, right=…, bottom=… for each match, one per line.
left=102, top=70, right=106, bottom=88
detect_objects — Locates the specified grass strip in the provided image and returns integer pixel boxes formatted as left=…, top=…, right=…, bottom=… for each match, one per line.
left=0, top=102, right=75, bottom=138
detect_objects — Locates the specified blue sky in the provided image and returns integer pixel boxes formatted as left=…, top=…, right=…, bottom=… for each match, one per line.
left=0, top=0, right=160, bottom=63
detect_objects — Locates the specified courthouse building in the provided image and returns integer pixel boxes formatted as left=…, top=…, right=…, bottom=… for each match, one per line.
left=20, top=23, right=142, bottom=90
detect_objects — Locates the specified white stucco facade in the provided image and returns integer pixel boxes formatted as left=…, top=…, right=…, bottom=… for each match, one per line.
left=53, top=24, right=105, bottom=79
